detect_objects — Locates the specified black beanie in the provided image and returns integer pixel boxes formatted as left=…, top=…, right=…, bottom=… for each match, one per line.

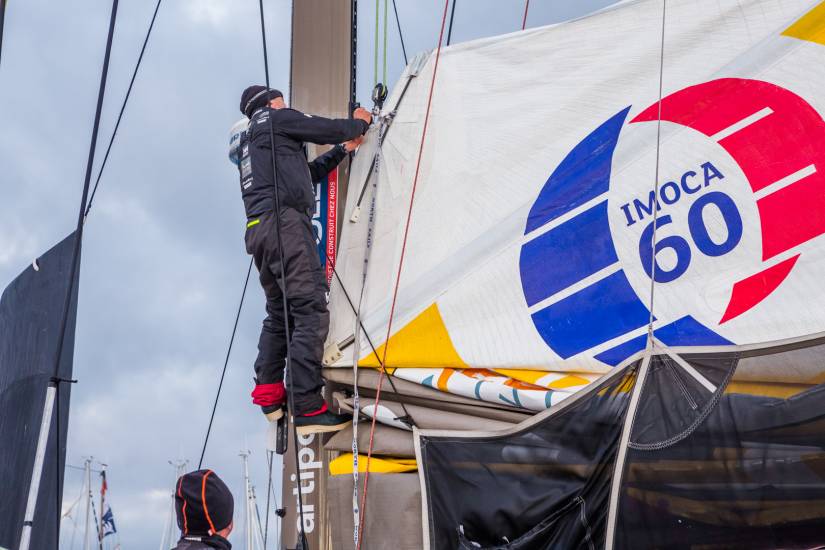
left=176, top=470, right=234, bottom=536
left=240, top=85, right=283, bottom=117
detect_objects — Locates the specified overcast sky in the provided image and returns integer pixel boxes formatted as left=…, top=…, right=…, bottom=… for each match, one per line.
left=0, top=1, right=617, bottom=548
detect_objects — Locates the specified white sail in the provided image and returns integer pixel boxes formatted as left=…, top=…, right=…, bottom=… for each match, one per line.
left=329, top=0, right=825, bottom=382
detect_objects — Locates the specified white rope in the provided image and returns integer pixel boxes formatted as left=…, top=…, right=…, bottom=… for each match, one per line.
left=646, top=0, right=668, bottom=345
left=606, top=4, right=669, bottom=549
left=350, top=123, right=386, bottom=548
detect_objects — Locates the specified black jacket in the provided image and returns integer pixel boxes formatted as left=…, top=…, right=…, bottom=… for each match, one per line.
left=173, top=534, right=231, bottom=549
left=238, top=107, right=368, bottom=218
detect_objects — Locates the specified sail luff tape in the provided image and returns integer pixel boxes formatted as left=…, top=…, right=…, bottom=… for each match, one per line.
left=409, top=51, right=429, bottom=77
left=350, top=112, right=388, bottom=549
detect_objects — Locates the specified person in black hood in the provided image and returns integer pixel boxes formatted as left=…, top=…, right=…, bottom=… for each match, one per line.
left=173, top=470, right=233, bottom=549
left=234, top=85, right=372, bottom=435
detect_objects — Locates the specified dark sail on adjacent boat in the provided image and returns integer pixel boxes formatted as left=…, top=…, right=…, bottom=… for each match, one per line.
left=0, top=233, right=79, bottom=550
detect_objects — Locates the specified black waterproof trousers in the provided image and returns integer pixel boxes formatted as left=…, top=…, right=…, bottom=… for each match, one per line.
left=245, top=208, right=328, bottom=415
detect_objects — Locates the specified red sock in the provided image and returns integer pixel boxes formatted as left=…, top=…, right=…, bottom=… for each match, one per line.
left=250, top=382, right=285, bottom=407
left=301, top=402, right=328, bottom=417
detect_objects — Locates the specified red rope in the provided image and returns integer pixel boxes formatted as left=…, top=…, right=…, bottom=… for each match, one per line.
left=521, top=0, right=530, bottom=30
left=355, top=0, right=451, bottom=546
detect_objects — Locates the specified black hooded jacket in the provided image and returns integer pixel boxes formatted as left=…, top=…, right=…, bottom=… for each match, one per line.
left=238, top=107, right=368, bottom=218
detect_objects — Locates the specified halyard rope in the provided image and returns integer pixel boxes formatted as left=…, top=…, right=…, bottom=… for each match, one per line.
left=256, top=0, right=310, bottom=545
left=447, top=0, right=457, bottom=46
left=383, top=0, right=389, bottom=85
left=374, top=0, right=380, bottom=86
left=356, top=0, right=451, bottom=546
left=348, top=126, right=384, bottom=549
left=391, top=0, right=408, bottom=65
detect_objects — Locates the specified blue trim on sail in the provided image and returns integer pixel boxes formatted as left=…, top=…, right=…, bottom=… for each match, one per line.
left=531, top=270, right=651, bottom=359
left=520, top=200, right=618, bottom=307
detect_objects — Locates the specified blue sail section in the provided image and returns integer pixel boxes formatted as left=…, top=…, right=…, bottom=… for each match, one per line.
left=595, top=316, right=733, bottom=366
left=524, top=106, right=630, bottom=233
left=520, top=200, right=618, bottom=307
left=531, top=270, right=651, bottom=359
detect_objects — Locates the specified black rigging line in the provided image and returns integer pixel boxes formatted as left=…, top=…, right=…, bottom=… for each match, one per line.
left=0, top=0, right=7, bottom=69
left=50, top=1, right=120, bottom=547
left=84, top=0, right=163, bottom=218
left=391, top=0, right=407, bottom=65
left=446, top=0, right=457, bottom=46
left=327, top=254, right=417, bottom=427
left=197, top=258, right=254, bottom=469
left=257, top=1, right=309, bottom=548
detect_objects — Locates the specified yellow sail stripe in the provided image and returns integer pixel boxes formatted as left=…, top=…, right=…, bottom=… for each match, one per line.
left=492, top=368, right=595, bottom=390
left=329, top=453, right=417, bottom=476
left=783, top=1, right=825, bottom=45
left=724, top=381, right=814, bottom=399
left=359, top=303, right=469, bottom=368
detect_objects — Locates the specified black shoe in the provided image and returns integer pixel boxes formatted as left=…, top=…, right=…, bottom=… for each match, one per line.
left=262, top=404, right=285, bottom=422
left=293, top=410, right=352, bottom=436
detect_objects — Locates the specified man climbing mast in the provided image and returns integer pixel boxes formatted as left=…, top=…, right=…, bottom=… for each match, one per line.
left=234, top=85, right=371, bottom=435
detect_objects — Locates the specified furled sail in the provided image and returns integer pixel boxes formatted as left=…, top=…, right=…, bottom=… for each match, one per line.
left=321, top=0, right=825, bottom=548
left=328, top=0, right=825, bottom=379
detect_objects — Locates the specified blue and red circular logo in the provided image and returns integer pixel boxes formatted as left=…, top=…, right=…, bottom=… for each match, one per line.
left=519, top=78, right=825, bottom=366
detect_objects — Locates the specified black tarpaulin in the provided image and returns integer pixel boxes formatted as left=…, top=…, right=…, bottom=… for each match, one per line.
left=615, top=352, right=825, bottom=549
left=419, top=347, right=825, bottom=549
left=0, top=233, right=80, bottom=550
left=418, top=364, right=637, bottom=549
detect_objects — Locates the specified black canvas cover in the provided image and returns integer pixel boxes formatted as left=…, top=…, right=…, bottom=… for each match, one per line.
left=418, top=364, right=637, bottom=549
left=420, top=349, right=825, bottom=549
left=0, top=233, right=79, bottom=550
left=615, top=352, right=825, bottom=549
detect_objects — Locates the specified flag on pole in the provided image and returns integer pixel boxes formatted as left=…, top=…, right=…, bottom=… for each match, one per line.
left=98, top=470, right=117, bottom=540
left=100, top=505, right=117, bottom=538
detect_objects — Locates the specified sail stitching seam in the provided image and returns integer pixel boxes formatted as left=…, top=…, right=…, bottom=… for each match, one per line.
left=628, top=354, right=738, bottom=451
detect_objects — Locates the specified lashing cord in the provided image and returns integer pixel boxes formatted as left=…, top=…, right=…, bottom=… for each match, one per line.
left=356, top=1, right=451, bottom=546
